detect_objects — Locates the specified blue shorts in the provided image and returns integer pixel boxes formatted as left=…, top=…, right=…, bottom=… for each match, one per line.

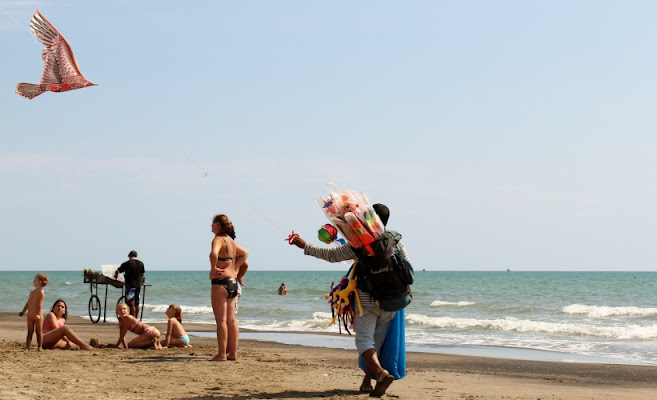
left=125, top=286, right=141, bottom=306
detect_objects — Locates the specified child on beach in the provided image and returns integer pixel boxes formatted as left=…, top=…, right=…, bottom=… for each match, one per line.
left=115, top=303, right=162, bottom=349
left=18, top=273, right=49, bottom=351
left=160, top=304, right=191, bottom=348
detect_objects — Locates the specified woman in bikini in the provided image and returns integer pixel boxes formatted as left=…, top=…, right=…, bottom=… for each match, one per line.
left=115, top=302, right=162, bottom=349
left=42, top=299, right=93, bottom=350
left=209, top=214, right=249, bottom=361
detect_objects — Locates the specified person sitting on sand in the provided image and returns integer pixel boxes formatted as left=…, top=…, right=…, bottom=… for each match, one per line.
left=42, top=299, right=92, bottom=350
left=115, top=303, right=162, bottom=349
left=18, top=273, right=49, bottom=351
left=278, top=283, right=288, bottom=295
left=160, top=304, right=191, bottom=348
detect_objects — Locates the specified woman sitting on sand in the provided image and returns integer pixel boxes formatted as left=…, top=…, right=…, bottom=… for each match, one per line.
left=209, top=214, right=249, bottom=361
left=42, top=299, right=92, bottom=350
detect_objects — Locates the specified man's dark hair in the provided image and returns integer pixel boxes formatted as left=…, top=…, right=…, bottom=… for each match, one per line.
left=373, top=203, right=390, bottom=226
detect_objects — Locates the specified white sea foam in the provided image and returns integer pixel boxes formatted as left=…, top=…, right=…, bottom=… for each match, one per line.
left=240, top=311, right=336, bottom=333
left=431, top=300, right=476, bottom=307
left=65, top=281, right=74, bottom=285
left=146, top=304, right=213, bottom=314
left=405, top=313, right=657, bottom=339
left=563, top=304, right=657, bottom=318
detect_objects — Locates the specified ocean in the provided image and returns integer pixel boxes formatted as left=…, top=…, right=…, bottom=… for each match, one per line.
left=2, top=270, right=656, bottom=365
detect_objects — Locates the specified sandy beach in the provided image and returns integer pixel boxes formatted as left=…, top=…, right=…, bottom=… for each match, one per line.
left=1, top=312, right=656, bottom=400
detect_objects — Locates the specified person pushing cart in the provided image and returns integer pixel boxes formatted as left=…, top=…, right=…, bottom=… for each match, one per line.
left=114, top=250, right=145, bottom=318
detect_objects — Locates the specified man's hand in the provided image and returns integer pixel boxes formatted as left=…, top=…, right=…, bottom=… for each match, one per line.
left=291, top=236, right=306, bottom=249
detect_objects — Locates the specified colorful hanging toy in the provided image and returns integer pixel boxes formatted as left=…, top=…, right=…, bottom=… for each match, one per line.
left=326, top=262, right=363, bottom=334
left=315, top=182, right=385, bottom=256
left=318, top=224, right=346, bottom=245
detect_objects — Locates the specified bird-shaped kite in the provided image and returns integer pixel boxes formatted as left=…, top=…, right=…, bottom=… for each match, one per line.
left=16, top=10, right=95, bottom=99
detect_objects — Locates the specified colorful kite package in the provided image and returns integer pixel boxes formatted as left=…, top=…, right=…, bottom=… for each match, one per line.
left=316, top=182, right=385, bottom=255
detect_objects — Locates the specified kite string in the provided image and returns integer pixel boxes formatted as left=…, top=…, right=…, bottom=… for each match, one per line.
left=96, top=85, right=209, bottom=177
left=0, top=6, right=33, bottom=35
left=96, top=86, right=288, bottom=235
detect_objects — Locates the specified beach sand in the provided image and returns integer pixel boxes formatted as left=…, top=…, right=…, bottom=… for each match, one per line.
left=1, top=312, right=656, bottom=399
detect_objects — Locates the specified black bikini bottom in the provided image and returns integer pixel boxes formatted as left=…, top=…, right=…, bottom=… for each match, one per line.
left=211, top=278, right=239, bottom=298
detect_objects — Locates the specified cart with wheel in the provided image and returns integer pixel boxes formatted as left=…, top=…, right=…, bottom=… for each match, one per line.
left=83, top=269, right=125, bottom=323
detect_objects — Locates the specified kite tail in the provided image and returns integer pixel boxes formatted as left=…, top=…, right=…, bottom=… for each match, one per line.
left=15, top=83, right=44, bottom=99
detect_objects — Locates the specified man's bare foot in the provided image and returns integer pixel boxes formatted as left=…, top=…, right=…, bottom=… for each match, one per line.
left=208, top=354, right=227, bottom=361
left=359, top=384, right=373, bottom=393
left=360, top=374, right=373, bottom=392
left=370, top=370, right=394, bottom=398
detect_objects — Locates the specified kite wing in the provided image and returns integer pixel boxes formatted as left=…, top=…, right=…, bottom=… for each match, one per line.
left=31, top=10, right=84, bottom=84
left=16, top=9, right=95, bottom=99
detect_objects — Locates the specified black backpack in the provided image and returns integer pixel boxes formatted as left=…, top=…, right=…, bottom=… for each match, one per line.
left=353, top=230, right=414, bottom=311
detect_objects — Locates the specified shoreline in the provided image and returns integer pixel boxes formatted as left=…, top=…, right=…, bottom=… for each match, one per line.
left=196, top=330, right=649, bottom=366
left=2, top=312, right=657, bottom=399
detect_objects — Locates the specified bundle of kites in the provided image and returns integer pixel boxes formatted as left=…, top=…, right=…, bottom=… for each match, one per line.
left=316, top=183, right=386, bottom=334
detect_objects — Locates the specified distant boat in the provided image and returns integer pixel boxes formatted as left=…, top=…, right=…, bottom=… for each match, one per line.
left=506, top=268, right=511, bottom=272
left=422, top=269, right=426, bottom=272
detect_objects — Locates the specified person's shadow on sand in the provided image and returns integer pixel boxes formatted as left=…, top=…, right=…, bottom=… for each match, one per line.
left=174, top=388, right=363, bottom=399
left=122, top=354, right=204, bottom=363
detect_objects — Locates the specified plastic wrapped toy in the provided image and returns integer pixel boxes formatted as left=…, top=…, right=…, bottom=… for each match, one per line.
left=316, top=182, right=385, bottom=255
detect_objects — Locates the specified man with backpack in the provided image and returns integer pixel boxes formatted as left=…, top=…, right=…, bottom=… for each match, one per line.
left=291, top=203, right=412, bottom=398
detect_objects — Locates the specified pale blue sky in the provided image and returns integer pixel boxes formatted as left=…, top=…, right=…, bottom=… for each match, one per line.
left=1, top=1, right=656, bottom=271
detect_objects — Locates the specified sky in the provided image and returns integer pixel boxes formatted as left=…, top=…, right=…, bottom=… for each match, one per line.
left=1, top=1, right=657, bottom=272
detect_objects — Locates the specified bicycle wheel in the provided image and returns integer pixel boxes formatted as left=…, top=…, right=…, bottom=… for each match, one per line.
left=88, top=295, right=101, bottom=323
